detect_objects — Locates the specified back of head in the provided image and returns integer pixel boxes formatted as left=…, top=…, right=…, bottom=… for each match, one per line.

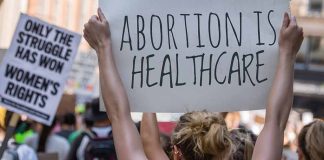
left=84, top=98, right=109, bottom=124
left=62, top=112, right=76, bottom=126
left=230, top=128, right=257, bottom=160
left=171, top=111, right=234, bottom=160
left=298, top=119, right=324, bottom=160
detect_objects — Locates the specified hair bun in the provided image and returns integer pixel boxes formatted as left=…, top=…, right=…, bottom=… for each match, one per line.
left=187, top=113, right=225, bottom=135
left=172, top=111, right=234, bottom=160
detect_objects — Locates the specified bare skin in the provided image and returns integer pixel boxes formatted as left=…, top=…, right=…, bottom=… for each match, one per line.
left=141, top=113, right=169, bottom=160
left=84, top=8, right=303, bottom=160
left=83, top=8, right=147, bottom=160
left=252, top=13, right=303, bottom=160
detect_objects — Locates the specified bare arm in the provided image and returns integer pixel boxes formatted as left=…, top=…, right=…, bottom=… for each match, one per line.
left=141, top=113, right=170, bottom=160
left=252, top=13, right=303, bottom=160
left=83, top=8, right=147, bottom=160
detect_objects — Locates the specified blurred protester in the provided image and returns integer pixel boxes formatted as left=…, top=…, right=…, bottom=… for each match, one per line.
left=281, top=116, right=300, bottom=160
left=67, top=114, right=94, bottom=144
left=67, top=98, right=116, bottom=160
left=14, top=120, right=34, bottom=144
left=67, top=104, right=90, bottom=144
left=83, top=8, right=303, bottom=160
left=25, top=118, right=70, bottom=160
left=297, top=119, right=324, bottom=160
left=56, top=112, right=76, bottom=140
left=0, top=110, right=37, bottom=160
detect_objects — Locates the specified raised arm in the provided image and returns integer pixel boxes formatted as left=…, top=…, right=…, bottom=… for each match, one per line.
left=141, top=113, right=170, bottom=160
left=252, top=13, right=303, bottom=160
left=83, top=8, right=147, bottom=160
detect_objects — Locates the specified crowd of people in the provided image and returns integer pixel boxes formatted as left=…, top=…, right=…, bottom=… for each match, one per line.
left=0, top=8, right=324, bottom=160
left=0, top=104, right=323, bottom=160
left=0, top=98, right=115, bottom=160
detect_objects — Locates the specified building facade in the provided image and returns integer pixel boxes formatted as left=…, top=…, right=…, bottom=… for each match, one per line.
left=291, top=0, right=324, bottom=117
left=0, top=0, right=97, bottom=51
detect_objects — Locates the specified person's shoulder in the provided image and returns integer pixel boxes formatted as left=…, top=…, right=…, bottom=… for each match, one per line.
left=68, top=130, right=82, bottom=143
left=16, top=144, right=38, bottom=160
left=24, top=133, right=38, bottom=142
left=48, top=134, right=70, bottom=148
left=50, top=134, right=68, bottom=143
left=24, top=133, right=38, bottom=148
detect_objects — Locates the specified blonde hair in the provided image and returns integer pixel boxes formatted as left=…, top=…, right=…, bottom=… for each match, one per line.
left=171, top=111, right=234, bottom=160
left=298, top=119, right=324, bottom=160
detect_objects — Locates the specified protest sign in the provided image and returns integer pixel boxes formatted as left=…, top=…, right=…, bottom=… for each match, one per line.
left=0, top=14, right=81, bottom=125
left=99, top=0, right=289, bottom=112
left=66, top=51, right=99, bottom=96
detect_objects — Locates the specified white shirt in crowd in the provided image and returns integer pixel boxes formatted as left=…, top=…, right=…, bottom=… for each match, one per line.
left=1, top=139, right=38, bottom=160
left=25, top=133, right=70, bottom=160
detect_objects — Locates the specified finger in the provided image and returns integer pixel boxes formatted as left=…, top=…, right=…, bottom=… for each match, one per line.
left=297, top=27, right=303, bottom=35
left=83, top=29, right=91, bottom=39
left=83, top=32, right=89, bottom=41
left=84, top=33, right=96, bottom=48
left=89, top=15, right=98, bottom=23
left=83, top=29, right=88, bottom=37
left=83, top=34, right=90, bottom=44
left=83, top=30, right=91, bottom=40
left=83, top=24, right=91, bottom=36
left=91, top=15, right=99, bottom=20
left=98, top=8, right=107, bottom=22
left=83, top=28, right=88, bottom=37
left=84, top=30, right=91, bottom=37
left=83, top=23, right=89, bottom=30
left=282, top=12, right=290, bottom=28
left=289, top=16, right=297, bottom=27
left=300, top=28, right=304, bottom=40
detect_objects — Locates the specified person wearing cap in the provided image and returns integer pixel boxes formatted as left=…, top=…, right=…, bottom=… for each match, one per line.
left=67, top=98, right=113, bottom=160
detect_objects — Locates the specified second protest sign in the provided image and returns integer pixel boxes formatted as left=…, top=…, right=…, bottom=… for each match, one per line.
left=0, top=14, right=81, bottom=125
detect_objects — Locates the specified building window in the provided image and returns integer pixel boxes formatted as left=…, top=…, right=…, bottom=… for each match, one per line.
left=296, top=36, right=324, bottom=70
left=309, top=0, right=323, bottom=14
left=310, top=37, right=324, bottom=66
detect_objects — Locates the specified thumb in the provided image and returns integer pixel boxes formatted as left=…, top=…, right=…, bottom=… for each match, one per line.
left=289, top=16, right=297, bottom=27
left=98, top=8, right=107, bottom=22
left=281, top=12, right=290, bottom=29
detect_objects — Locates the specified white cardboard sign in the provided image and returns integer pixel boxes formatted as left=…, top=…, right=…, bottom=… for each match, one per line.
left=100, top=0, right=289, bottom=112
left=0, top=14, right=81, bottom=125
